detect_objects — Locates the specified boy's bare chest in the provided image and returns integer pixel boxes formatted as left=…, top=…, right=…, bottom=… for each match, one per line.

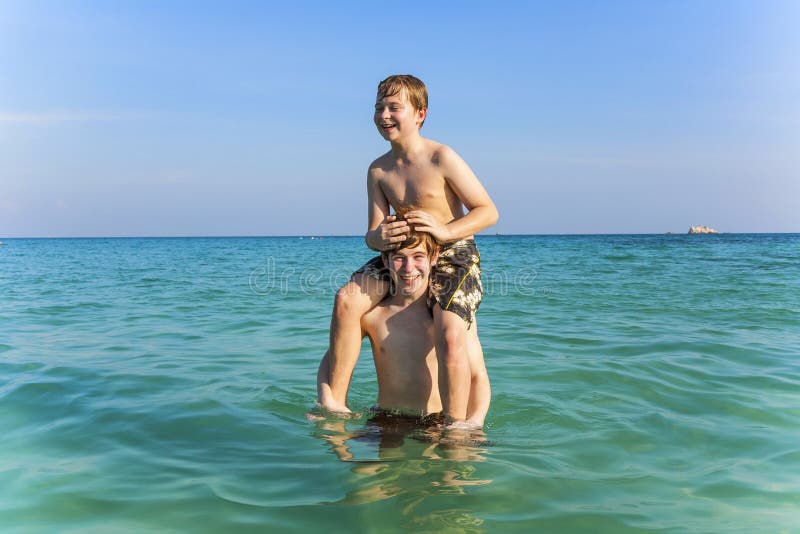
left=367, top=307, right=434, bottom=360
left=379, top=165, right=449, bottom=208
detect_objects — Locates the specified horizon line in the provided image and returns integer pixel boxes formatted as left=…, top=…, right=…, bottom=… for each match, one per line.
left=2, top=231, right=799, bottom=240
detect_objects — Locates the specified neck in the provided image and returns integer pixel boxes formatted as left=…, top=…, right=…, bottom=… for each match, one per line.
left=387, top=284, right=428, bottom=308
left=389, top=132, right=424, bottom=159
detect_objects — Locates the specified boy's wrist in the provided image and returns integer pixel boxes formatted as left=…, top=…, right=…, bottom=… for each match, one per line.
left=365, top=229, right=379, bottom=250
left=441, top=224, right=457, bottom=243
left=318, top=388, right=346, bottom=412
left=320, top=398, right=351, bottom=414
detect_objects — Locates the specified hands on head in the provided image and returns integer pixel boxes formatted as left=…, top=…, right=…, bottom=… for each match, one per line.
left=376, top=214, right=409, bottom=250
left=375, top=209, right=453, bottom=251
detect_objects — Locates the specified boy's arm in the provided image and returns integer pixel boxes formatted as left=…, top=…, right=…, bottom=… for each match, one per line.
left=316, top=318, right=370, bottom=415
left=316, top=351, right=351, bottom=414
left=364, top=166, right=409, bottom=251
left=465, top=352, right=491, bottom=428
left=407, top=146, right=499, bottom=242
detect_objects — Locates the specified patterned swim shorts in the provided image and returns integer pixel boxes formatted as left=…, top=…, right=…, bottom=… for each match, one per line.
left=352, top=239, right=483, bottom=327
left=428, top=239, right=482, bottom=327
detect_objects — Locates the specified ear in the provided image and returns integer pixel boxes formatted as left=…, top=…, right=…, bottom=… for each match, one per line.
left=430, top=247, right=439, bottom=265
left=417, top=107, right=427, bottom=126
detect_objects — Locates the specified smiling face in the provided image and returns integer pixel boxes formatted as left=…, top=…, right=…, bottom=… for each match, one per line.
left=384, top=242, right=438, bottom=298
left=374, top=90, right=427, bottom=141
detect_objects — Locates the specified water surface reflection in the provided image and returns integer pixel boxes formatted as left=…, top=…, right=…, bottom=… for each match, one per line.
left=311, top=415, right=493, bottom=532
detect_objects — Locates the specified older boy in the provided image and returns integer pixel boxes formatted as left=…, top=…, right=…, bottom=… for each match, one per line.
left=323, top=75, right=498, bottom=424
left=316, top=224, right=490, bottom=426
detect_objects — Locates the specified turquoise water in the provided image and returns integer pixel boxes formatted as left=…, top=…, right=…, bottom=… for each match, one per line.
left=1, top=234, right=799, bottom=533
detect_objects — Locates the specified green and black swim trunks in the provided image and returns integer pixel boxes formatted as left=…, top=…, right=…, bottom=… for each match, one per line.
left=429, top=239, right=482, bottom=328
left=352, top=239, right=483, bottom=327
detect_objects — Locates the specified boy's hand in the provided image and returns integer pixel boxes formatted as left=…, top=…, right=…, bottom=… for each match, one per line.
left=305, top=403, right=356, bottom=422
left=376, top=214, right=409, bottom=250
left=309, top=398, right=353, bottom=420
left=405, top=210, right=452, bottom=243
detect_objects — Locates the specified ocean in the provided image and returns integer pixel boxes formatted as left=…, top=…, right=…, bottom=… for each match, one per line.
left=1, top=234, right=798, bottom=533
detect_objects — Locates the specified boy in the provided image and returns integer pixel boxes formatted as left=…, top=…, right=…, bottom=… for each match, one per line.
left=316, top=222, right=491, bottom=426
left=321, top=74, right=498, bottom=425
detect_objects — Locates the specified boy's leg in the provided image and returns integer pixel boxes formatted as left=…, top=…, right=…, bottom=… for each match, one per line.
left=465, top=319, right=490, bottom=427
left=428, top=239, right=483, bottom=423
left=326, top=272, right=388, bottom=407
left=432, top=306, right=471, bottom=421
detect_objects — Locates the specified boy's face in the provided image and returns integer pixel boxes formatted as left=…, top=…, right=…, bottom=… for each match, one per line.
left=383, top=243, right=438, bottom=297
left=374, top=90, right=426, bottom=141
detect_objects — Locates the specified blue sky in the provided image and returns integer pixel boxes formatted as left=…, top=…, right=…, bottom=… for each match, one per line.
left=1, top=0, right=798, bottom=237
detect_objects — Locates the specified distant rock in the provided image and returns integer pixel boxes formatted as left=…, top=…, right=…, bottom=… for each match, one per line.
left=688, top=225, right=718, bottom=234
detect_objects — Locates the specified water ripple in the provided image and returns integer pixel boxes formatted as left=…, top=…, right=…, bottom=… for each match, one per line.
left=2, top=235, right=799, bottom=532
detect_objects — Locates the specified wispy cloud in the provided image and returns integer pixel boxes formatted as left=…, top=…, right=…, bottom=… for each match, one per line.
left=0, top=110, right=142, bottom=124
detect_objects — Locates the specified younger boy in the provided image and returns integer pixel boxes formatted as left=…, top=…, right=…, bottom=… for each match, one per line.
left=321, top=75, right=498, bottom=425
left=316, top=223, right=491, bottom=426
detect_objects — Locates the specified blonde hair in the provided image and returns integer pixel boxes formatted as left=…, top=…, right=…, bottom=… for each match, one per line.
left=377, top=74, right=428, bottom=128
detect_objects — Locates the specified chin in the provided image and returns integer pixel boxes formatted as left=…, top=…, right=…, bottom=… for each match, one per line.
left=398, top=282, right=421, bottom=296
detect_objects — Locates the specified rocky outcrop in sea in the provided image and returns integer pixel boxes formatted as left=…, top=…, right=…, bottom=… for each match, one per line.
left=688, top=225, right=718, bottom=234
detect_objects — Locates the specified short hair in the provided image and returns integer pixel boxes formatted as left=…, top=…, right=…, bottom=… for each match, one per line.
left=377, top=74, right=428, bottom=127
left=381, top=207, right=438, bottom=260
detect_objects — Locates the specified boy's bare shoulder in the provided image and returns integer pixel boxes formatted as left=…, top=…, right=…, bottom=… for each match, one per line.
left=368, top=150, right=393, bottom=177
left=426, top=140, right=462, bottom=168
